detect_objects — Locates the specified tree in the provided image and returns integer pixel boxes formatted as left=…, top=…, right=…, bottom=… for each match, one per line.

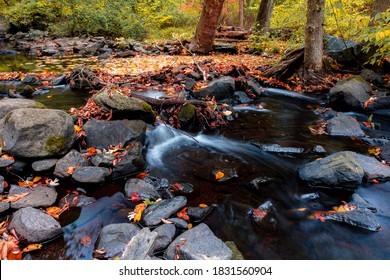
left=189, top=0, right=226, bottom=53
left=255, top=0, right=275, bottom=34
left=303, top=0, right=325, bottom=80
left=239, top=0, right=244, bottom=27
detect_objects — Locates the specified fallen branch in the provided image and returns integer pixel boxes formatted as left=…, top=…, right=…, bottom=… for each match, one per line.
left=130, top=92, right=209, bottom=108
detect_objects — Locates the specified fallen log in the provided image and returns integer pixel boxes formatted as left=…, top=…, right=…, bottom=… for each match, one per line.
left=130, top=92, right=210, bottom=108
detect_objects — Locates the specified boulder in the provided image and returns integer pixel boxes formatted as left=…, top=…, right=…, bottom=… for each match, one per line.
left=96, top=223, right=140, bottom=259
left=360, top=69, right=384, bottom=84
left=0, top=98, right=46, bottom=119
left=53, top=149, right=90, bottom=178
left=83, top=119, right=146, bottom=149
left=124, top=178, right=160, bottom=200
left=324, top=208, right=381, bottom=232
left=9, top=185, right=57, bottom=209
left=71, top=166, right=111, bottom=184
left=164, top=223, right=233, bottom=260
left=326, top=112, right=365, bottom=137
left=93, top=89, right=155, bottom=123
left=31, top=159, right=58, bottom=172
left=143, top=196, right=187, bottom=227
left=329, top=76, right=371, bottom=111
left=324, top=35, right=362, bottom=66
left=192, top=76, right=235, bottom=101
left=153, top=224, right=176, bottom=253
left=120, top=227, right=158, bottom=260
left=351, top=152, right=390, bottom=182
left=111, top=143, right=146, bottom=179
left=9, top=207, right=62, bottom=243
left=0, top=108, right=75, bottom=158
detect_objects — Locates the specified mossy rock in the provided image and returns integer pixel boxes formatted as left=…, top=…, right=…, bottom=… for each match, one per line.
left=45, top=136, right=67, bottom=154
left=178, top=104, right=197, bottom=122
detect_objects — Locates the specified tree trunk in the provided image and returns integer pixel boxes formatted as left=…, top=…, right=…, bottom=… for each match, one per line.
left=370, top=0, right=389, bottom=17
left=239, top=0, right=244, bottom=27
left=189, top=0, right=226, bottom=53
left=303, top=0, right=325, bottom=79
left=255, top=0, right=275, bottom=34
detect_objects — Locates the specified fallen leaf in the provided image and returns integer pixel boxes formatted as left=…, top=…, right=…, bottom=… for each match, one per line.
left=0, top=154, right=14, bottom=160
left=161, top=219, right=174, bottom=224
left=22, top=243, right=42, bottom=253
left=136, top=172, right=149, bottom=179
left=45, top=203, right=69, bottom=219
left=199, top=204, right=208, bottom=208
left=66, top=166, right=79, bottom=175
left=80, top=236, right=92, bottom=247
left=3, top=192, right=29, bottom=203
left=130, top=192, right=141, bottom=203
left=215, top=171, right=225, bottom=180
left=177, top=207, right=190, bottom=221
left=252, top=208, right=268, bottom=220
left=74, top=125, right=82, bottom=133
left=368, top=146, right=381, bottom=157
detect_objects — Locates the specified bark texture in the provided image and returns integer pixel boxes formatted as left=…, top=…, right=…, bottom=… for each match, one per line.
left=255, top=0, right=275, bottom=34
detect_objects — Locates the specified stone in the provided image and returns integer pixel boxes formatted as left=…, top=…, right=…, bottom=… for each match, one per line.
left=312, top=145, right=326, bottom=154
left=0, top=175, right=4, bottom=194
left=326, top=112, right=365, bottom=138
left=167, top=218, right=188, bottom=229
left=111, top=143, right=146, bottom=179
left=329, top=76, right=371, bottom=111
left=0, top=155, right=14, bottom=167
left=58, top=194, right=96, bottom=208
left=187, top=206, right=213, bottom=222
left=164, top=223, right=232, bottom=260
left=10, top=185, right=57, bottom=209
left=0, top=108, right=75, bottom=158
left=124, top=178, right=160, bottom=200
left=0, top=201, right=9, bottom=213
left=324, top=35, right=362, bottom=66
left=31, top=159, right=58, bottom=172
left=349, top=193, right=377, bottom=213
left=253, top=143, right=305, bottom=154
left=299, top=151, right=364, bottom=189
left=233, top=91, right=252, bottom=104
left=83, top=119, right=146, bottom=149
left=94, top=89, right=155, bottom=123
left=225, top=241, right=245, bottom=260
left=0, top=98, right=46, bottom=119
left=96, top=223, right=140, bottom=259
left=350, top=152, right=390, bottom=182
left=69, top=66, right=100, bottom=89
left=192, top=76, right=235, bottom=101
left=324, top=208, right=381, bottom=232
left=71, top=166, right=111, bottom=184
left=153, top=224, right=176, bottom=253
left=54, top=149, right=90, bottom=178
left=143, top=196, right=187, bottom=227
left=120, top=227, right=158, bottom=260
left=90, top=153, right=116, bottom=167
left=360, top=69, right=384, bottom=84
left=9, top=207, right=62, bottom=243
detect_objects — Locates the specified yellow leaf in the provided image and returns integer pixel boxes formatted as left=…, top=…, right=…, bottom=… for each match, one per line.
left=133, top=210, right=143, bottom=223
left=32, top=176, right=42, bottom=183
left=22, top=244, right=42, bottom=253
left=74, top=125, right=81, bottom=133
left=199, top=204, right=208, bottom=208
left=215, top=171, right=225, bottom=180
left=3, top=192, right=29, bottom=203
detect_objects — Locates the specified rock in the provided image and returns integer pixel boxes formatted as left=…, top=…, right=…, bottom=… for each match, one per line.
left=350, top=152, right=390, bottom=182
left=69, top=66, right=100, bottom=89
left=329, top=76, right=371, bottom=111
left=233, top=91, right=252, bottom=104
left=116, top=50, right=136, bottom=58
left=361, top=137, right=390, bottom=147
left=178, top=104, right=197, bottom=125
left=247, top=79, right=264, bottom=97
left=298, top=151, right=364, bottom=189
left=324, top=35, right=362, bottom=66
left=53, top=74, right=67, bottom=86
left=31, top=159, right=58, bottom=172
left=96, top=223, right=140, bottom=259
left=164, top=223, right=232, bottom=260
left=54, top=149, right=90, bottom=178
left=326, top=112, right=365, bottom=137
left=120, top=227, right=158, bottom=260
left=167, top=218, right=188, bottom=229
left=143, top=176, right=170, bottom=191
left=22, top=74, right=38, bottom=84
left=324, top=208, right=381, bottom=232
left=90, top=153, right=116, bottom=167
left=85, top=40, right=105, bottom=54
left=312, top=145, right=326, bottom=154
left=143, top=196, right=187, bottom=227
left=83, top=119, right=146, bottom=149
left=360, top=69, right=384, bottom=84
left=225, top=241, right=245, bottom=260
left=366, top=97, right=390, bottom=111
left=71, top=166, right=111, bottom=184
left=212, top=43, right=238, bottom=54
left=0, top=98, right=46, bottom=119
left=192, top=76, right=235, bottom=101
left=111, top=143, right=146, bottom=179
left=124, top=178, right=160, bottom=200
left=58, top=194, right=96, bottom=208
left=349, top=193, right=377, bottom=213
left=0, top=108, right=75, bottom=158
left=0, top=155, right=15, bottom=167
left=0, top=175, right=4, bottom=194
left=251, top=200, right=275, bottom=224
left=0, top=201, right=9, bottom=213
left=153, top=224, right=176, bottom=253
left=247, top=176, right=273, bottom=191
left=187, top=206, right=213, bottom=222
left=94, top=89, right=155, bottom=123
left=253, top=143, right=305, bottom=154
left=42, top=48, right=59, bottom=56
left=10, top=185, right=57, bottom=209
left=9, top=207, right=62, bottom=243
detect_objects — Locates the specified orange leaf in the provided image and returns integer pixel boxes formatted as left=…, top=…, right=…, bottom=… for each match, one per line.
left=215, top=171, right=225, bottom=180
left=46, top=203, right=69, bottom=219
left=1, top=154, right=14, bottom=160
left=7, top=250, right=22, bottom=260
left=136, top=172, right=149, bottom=179
left=22, top=243, right=42, bottom=253
left=3, top=192, right=29, bottom=203
left=66, top=166, right=79, bottom=175
left=199, top=204, right=208, bottom=208
left=361, top=121, right=372, bottom=128
left=86, top=147, right=97, bottom=154
left=177, top=207, right=190, bottom=221
left=80, top=236, right=92, bottom=247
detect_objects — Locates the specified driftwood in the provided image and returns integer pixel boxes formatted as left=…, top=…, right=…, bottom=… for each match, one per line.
left=215, top=30, right=251, bottom=40
left=130, top=92, right=209, bottom=108
left=263, top=48, right=304, bottom=81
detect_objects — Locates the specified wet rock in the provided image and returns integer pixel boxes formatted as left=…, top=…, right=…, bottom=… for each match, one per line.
left=0, top=155, right=15, bottom=167
left=167, top=218, right=188, bottom=229
left=111, top=143, right=146, bottom=179
left=251, top=200, right=275, bottom=224
left=0, top=108, right=75, bottom=158
left=19, top=85, right=35, bottom=97
left=361, top=137, right=390, bottom=147
left=247, top=176, right=273, bottom=191
left=69, top=66, right=100, bottom=89
left=143, top=176, right=170, bottom=191
left=350, top=152, right=390, bottom=182
left=31, top=159, right=58, bottom=172
left=349, top=193, right=377, bottom=213
left=0, top=201, right=9, bottom=213
left=9, top=185, right=57, bottom=209
left=54, top=149, right=90, bottom=179
left=326, top=112, right=365, bottom=138
left=52, top=74, right=67, bottom=86
left=187, top=206, right=213, bottom=222
left=0, top=98, right=46, bottom=119
left=59, top=193, right=97, bottom=208
left=247, top=79, right=264, bottom=97
left=90, top=153, right=116, bottom=167
left=360, top=69, right=384, bottom=85
left=192, top=76, right=235, bottom=101
left=96, top=223, right=140, bottom=259
left=324, top=208, right=381, bottom=232
left=124, top=178, right=160, bottom=200
left=153, top=223, right=176, bottom=253
left=233, top=91, right=252, bottom=104
left=312, top=145, right=326, bottom=154
left=324, top=35, right=362, bottom=66
left=225, top=241, right=245, bottom=260
left=71, top=166, right=111, bottom=184
left=164, top=223, right=232, bottom=260
left=22, top=74, right=38, bottom=84
left=94, top=89, right=155, bottom=123
left=121, top=227, right=158, bottom=260
left=116, top=50, right=136, bottom=58
left=178, top=104, right=196, bottom=125
left=85, top=40, right=105, bottom=55
left=83, top=119, right=146, bottom=149
left=367, top=97, right=390, bottom=112
left=253, top=143, right=305, bottom=154
left=299, top=151, right=364, bottom=189
left=329, top=76, right=371, bottom=111
left=0, top=84, right=16, bottom=95
left=143, top=196, right=187, bottom=227
left=9, top=207, right=62, bottom=243
left=0, top=175, right=4, bottom=194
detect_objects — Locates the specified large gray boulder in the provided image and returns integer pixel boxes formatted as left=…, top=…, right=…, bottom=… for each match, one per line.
left=192, top=76, right=235, bottom=101
left=0, top=98, right=46, bottom=119
left=326, top=112, right=365, bottom=137
left=164, top=223, right=233, bottom=260
left=0, top=108, right=75, bottom=158
left=93, top=89, right=155, bottom=123
left=9, top=207, right=62, bottom=243
left=324, top=35, right=362, bottom=66
left=329, top=76, right=371, bottom=111
left=83, top=119, right=146, bottom=149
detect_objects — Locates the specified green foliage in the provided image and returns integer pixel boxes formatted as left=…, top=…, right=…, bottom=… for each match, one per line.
left=361, top=9, right=390, bottom=65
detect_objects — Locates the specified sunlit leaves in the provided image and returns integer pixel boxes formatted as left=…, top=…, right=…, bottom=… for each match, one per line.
left=22, top=244, right=42, bottom=253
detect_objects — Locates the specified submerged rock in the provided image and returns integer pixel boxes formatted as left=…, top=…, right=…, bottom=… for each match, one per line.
left=0, top=108, right=75, bottom=158
left=111, top=143, right=146, bottom=179
left=9, top=207, right=62, bottom=243
left=164, top=223, right=232, bottom=260
left=326, top=112, right=365, bottom=138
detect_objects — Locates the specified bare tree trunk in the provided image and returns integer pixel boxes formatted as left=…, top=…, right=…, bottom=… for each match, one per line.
left=303, top=0, right=325, bottom=79
left=239, top=0, right=244, bottom=27
left=189, top=0, right=226, bottom=53
left=370, top=0, right=389, bottom=17
left=255, top=0, right=275, bottom=34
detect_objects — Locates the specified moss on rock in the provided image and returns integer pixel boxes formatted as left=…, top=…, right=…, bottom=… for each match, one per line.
left=44, top=136, right=67, bottom=154
left=178, top=104, right=197, bottom=121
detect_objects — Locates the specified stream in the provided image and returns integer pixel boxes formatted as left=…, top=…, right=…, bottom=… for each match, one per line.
left=1, top=55, right=390, bottom=260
